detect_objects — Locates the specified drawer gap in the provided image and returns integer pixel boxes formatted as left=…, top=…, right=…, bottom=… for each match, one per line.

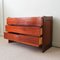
left=8, top=32, right=43, bottom=37
left=8, top=24, right=43, bottom=28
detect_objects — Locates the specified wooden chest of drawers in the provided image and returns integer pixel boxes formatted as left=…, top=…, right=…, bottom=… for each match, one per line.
left=4, top=16, right=53, bottom=52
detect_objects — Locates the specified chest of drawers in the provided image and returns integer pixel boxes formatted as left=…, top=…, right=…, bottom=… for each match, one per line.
left=4, top=16, right=53, bottom=52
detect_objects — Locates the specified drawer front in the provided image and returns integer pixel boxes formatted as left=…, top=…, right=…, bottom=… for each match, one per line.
left=7, top=17, right=43, bottom=27
left=6, top=25, right=42, bottom=36
left=4, top=32, right=42, bottom=47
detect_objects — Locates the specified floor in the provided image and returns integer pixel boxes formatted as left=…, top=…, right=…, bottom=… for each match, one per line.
left=0, top=37, right=60, bottom=60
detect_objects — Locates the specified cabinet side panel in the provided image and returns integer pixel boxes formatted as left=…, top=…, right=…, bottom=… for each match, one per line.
left=42, top=16, right=53, bottom=52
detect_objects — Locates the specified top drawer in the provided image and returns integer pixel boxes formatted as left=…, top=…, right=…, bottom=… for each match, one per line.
left=7, top=17, right=43, bottom=27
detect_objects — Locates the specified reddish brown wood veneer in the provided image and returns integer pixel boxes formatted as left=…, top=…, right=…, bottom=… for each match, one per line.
left=4, top=16, right=53, bottom=52
left=7, top=17, right=43, bottom=26
left=4, top=32, right=42, bottom=47
left=6, top=25, right=42, bottom=36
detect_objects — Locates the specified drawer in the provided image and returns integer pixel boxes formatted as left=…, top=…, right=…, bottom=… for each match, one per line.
left=6, top=25, right=42, bottom=36
left=7, top=17, right=43, bottom=27
left=4, top=32, right=42, bottom=47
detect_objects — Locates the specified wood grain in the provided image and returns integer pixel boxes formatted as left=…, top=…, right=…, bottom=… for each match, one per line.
left=4, top=32, right=42, bottom=47
left=6, top=25, right=42, bottom=36
left=7, top=17, right=43, bottom=26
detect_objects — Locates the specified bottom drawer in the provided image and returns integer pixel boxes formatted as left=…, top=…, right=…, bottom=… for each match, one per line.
left=4, top=32, right=42, bottom=47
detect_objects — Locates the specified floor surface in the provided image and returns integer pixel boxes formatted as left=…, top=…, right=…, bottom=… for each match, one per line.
left=0, top=37, right=60, bottom=60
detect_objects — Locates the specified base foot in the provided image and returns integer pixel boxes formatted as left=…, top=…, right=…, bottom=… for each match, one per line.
left=8, top=40, right=14, bottom=43
left=42, top=45, right=52, bottom=52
